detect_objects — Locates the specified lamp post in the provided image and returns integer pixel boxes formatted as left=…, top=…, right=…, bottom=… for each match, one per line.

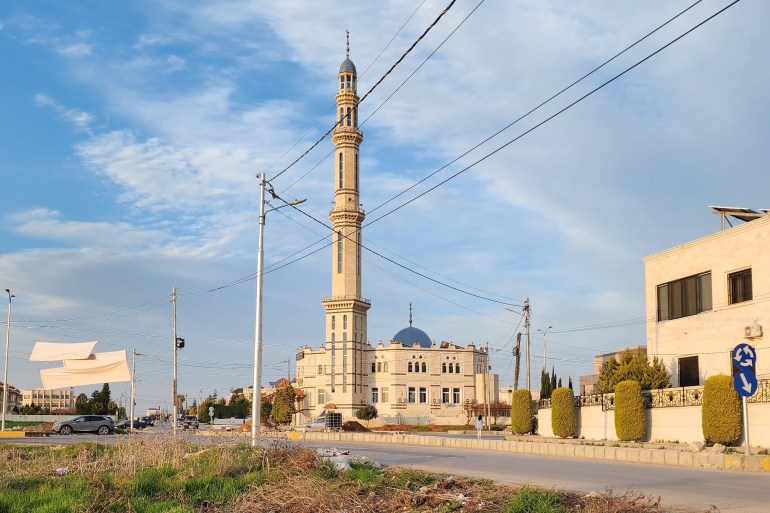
left=252, top=173, right=305, bottom=447
left=537, top=326, right=552, bottom=374
left=2, top=289, right=14, bottom=431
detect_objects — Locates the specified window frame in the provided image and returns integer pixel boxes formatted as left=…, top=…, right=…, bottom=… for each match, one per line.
left=728, top=268, right=752, bottom=304
left=657, top=271, right=712, bottom=321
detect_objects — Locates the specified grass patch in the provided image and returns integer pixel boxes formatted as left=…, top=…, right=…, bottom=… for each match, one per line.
left=504, top=487, right=570, bottom=513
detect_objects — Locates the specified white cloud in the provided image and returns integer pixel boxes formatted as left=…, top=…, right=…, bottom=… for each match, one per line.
left=57, top=41, right=93, bottom=57
left=34, top=93, right=93, bottom=129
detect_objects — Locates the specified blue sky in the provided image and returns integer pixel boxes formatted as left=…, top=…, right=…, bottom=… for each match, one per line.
left=1, top=0, right=768, bottom=413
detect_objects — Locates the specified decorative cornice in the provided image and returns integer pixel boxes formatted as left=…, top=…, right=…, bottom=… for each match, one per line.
left=332, top=130, right=363, bottom=145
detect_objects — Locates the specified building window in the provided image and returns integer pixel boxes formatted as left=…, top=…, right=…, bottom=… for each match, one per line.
left=357, top=232, right=361, bottom=276
left=339, top=107, right=344, bottom=123
left=377, top=362, right=382, bottom=372
left=318, top=389, right=326, bottom=404
left=371, top=362, right=376, bottom=373
left=452, top=388, right=461, bottom=404
left=318, top=365, right=323, bottom=375
left=340, top=76, right=344, bottom=90
left=343, top=315, right=347, bottom=329
left=353, top=106, right=358, bottom=127
left=421, top=362, right=427, bottom=373
left=383, top=362, right=388, bottom=372
left=419, top=387, right=427, bottom=404
left=331, top=315, right=335, bottom=330
left=382, top=387, right=389, bottom=403
left=337, top=232, right=343, bottom=273
left=728, top=269, right=752, bottom=304
left=657, top=272, right=712, bottom=321
left=448, top=364, right=454, bottom=374
left=455, top=363, right=460, bottom=374
left=338, top=152, right=344, bottom=188
left=679, top=356, right=699, bottom=387
left=346, top=75, right=351, bottom=89
left=408, top=362, right=413, bottom=372
left=346, top=107, right=351, bottom=127
left=442, top=387, right=450, bottom=403
left=371, top=388, right=379, bottom=403
left=442, top=363, right=447, bottom=373
left=408, top=387, right=415, bottom=403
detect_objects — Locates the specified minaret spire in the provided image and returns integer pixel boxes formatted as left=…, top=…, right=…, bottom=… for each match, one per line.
left=346, top=29, right=350, bottom=58
left=409, top=303, right=413, bottom=327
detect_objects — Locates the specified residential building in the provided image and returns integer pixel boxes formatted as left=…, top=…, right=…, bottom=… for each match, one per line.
left=294, top=42, right=497, bottom=424
left=20, top=388, right=74, bottom=411
left=0, top=382, right=22, bottom=412
left=643, top=208, right=768, bottom=386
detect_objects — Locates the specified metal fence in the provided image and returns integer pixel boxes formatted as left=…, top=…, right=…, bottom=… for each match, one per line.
left=538, top=378, right=770, bottom=411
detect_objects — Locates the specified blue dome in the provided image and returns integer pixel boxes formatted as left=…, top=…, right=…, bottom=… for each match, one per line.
left=340, top=57, right=356, bottom=74
left=392, top=326, right=432, bottom=348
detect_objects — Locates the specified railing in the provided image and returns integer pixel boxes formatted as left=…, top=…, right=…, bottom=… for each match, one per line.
left=538, top=378, right=770, bottom=411
left=321, top=295, right=371, bottom=305
left=329, top=205, right=365, bottom=215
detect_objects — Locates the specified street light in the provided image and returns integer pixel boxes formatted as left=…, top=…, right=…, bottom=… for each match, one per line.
left=2, top=289, right=14, bottom=431
left=537, top=326, right=552, bottom=374
left=252, top=173, right=306, bottom=447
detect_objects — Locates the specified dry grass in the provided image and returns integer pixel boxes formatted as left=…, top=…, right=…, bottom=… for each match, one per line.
left=0, top=438, right=704, bottom=513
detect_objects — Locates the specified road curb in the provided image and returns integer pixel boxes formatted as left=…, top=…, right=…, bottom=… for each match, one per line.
left=294, top=431, right=770, bottom=473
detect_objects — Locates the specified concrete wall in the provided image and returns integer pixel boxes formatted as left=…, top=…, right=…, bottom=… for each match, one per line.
left=7, top=414, right=117, bottom=422
left=537, top=403, right=770, bottom=446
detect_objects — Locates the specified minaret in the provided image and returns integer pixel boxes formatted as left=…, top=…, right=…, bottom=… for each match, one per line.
left=321, top=32, right=370, bottom=410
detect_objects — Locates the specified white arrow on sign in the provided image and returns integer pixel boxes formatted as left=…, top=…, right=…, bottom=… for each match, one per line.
left=739, top=373, right=754, bottom=394
left=745, top=346, right=754, bottom=359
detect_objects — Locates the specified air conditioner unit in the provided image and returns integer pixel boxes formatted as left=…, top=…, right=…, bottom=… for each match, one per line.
left=744, top=324, right=763, bottom=338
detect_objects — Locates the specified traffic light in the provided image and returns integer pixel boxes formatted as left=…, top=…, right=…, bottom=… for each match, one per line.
left=176, top=337, right=185, bottom=349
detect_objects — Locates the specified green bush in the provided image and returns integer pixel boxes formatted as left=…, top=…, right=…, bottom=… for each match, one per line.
left=614, top=380, right=645, bottom=441
left=355, top=405, right=378, bottom=426
left=702, top=375, right=741, bottom=445
left=550, top=387, right=576, bottom=438
left=510, top=389, right=532, bottom=435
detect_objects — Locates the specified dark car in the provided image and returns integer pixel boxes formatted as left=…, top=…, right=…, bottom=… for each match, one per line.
left=181, top=415, right=199, bottom=429
left=53, top=415, right=115, bottom=435
left=116, top=419, right=147, bottom=430
left=140, top=416, right=155, bottom=426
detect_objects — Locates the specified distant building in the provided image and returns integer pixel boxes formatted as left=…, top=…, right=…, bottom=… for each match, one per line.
left=0, top=382, right=22, bottom=412
left=20, top=388, right=74, bottom=411
left=578, top=345, right=646, bottom=395
left=643, top=207, right=768, bottom=386
left=294, top=44, right=497, bottom=425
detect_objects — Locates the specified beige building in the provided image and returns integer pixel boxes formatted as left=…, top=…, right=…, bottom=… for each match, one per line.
left=0, top=382, right=22, bottom=412
left=643, top=208, right=768, bottom=386
left=294, top=44, right=497, bottom=425
left=20, top=388, right=73, bottom=411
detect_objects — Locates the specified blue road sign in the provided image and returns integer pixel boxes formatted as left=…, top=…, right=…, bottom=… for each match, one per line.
left=734, top=370, right=758, bottom=397
left=732, top=343, right=756, bottom=370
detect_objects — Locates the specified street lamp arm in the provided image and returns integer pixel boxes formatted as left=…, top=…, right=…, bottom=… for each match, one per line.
left=265, top=197, right=306, bottom=215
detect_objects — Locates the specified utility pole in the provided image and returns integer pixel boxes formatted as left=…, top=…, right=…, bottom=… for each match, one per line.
left=513, top=332, right=521, bottom=391
left=130, top=349, right=142, bottom=437
left=172, top=287, right=178, bottom=436
left=524, top=298, right=531, bottom=392
left=485, top=343, right=491, bottom=429
left=2, top=289, right=13, bottom=431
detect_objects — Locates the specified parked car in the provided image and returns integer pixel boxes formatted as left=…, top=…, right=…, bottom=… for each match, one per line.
left=181, top=415, right=199, bottom=429
left=116, top=419, right=147, bottom=430
left=140, top=416, right=155, bottom=426
left=53, top=415, right=115, bottom=435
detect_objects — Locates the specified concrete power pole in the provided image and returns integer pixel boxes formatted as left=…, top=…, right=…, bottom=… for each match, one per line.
left=172, top=287, right=178, bottom=436
left=524, top=298, right=531, bottom=392
left=513, top=332, right=522, bottom=391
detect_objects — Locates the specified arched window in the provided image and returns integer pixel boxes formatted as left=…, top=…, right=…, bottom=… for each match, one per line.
left=353, top=106, right=358, bottom=127
left=340, top=76, right=344, bottom=89
left=371, top=362, right=376, bottom=373
left=354, top=152, right=359, bottom=190
left=421, top=362, right=427, bottom=373
left=414, top=362, right=419, bottom=373
left=331, top=316, right=335, bottom=329
left=338, top=153, right=343, bottom=188
left=346, top=107, right=351, bottom=127
left=455, top=363, right=460, bottom=374
left=357, top=232, right=361, bottom=276
left=339, top=107, right=344, bottom=124
left=377, top=362, right=382, bottom=372
left=408, top=362, right=413, bottom=372
left=346, top=75, right=351, bottom=89
left=343, top=315, right=347, bottom=329
left=448, top=364, right=454, bottom=374
left=442, top=363, right=447, bottom=373
left=383, top=362, right=388, bottom=372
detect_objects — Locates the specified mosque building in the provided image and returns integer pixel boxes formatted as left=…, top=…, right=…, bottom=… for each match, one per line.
left=294, top=39, right=498, bottom=425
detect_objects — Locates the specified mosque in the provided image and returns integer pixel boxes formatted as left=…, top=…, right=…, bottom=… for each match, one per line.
left=294, top=40, right=498, bottom=425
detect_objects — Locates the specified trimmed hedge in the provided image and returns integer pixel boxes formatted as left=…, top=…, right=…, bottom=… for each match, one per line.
left=702, top=374, right=741, bottom=445
left=614, top=380, right=645, bottom=441
left=551, top=387, right=576, bottom=438
left=510, top=389, right=532, bottom=435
